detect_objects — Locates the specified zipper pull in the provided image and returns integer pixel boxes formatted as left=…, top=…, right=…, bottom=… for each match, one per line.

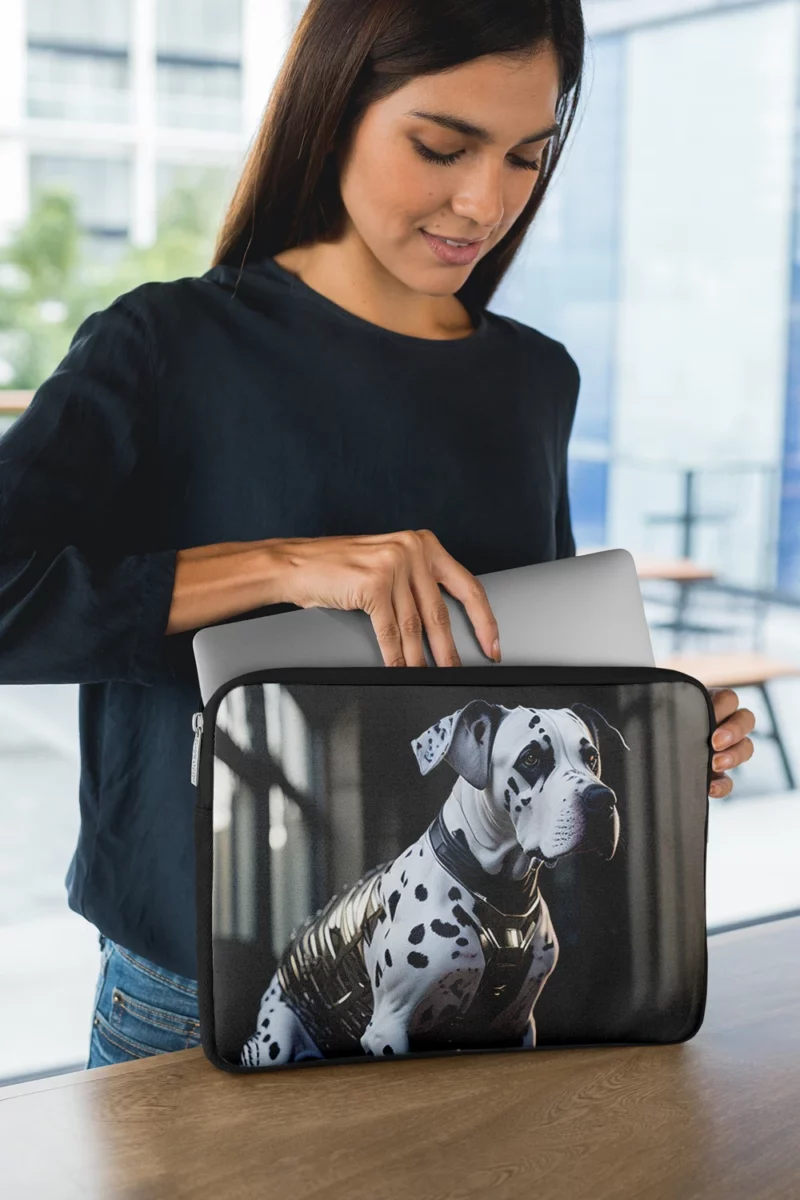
left=191, top=712, right=204, bottom=787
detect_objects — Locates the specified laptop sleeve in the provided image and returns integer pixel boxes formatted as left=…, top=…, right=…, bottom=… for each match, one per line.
left=191, top=664, right=715, bottom=1073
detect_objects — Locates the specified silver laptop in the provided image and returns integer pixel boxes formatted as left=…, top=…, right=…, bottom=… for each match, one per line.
left=193, top=548, right=654, bottom=705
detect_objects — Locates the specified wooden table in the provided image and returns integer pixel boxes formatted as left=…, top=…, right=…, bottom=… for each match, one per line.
left=657, top=652, right=800, bottom=691
left=619, top=554, right=721, bottom=651
left=657, top=652, right=800, bottom=790
left=580, top=549, right=720, bottom=650
left=629, top=555, right=718, bottom=584
left=578, top=548, right=717, bottom=582
left=0, top=391, right=33, bottom=416
left=2, top=917, right=799, bottom=1199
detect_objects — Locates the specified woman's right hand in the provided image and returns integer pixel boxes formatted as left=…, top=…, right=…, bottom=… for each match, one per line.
left=270, top=529, right=501, bottom=667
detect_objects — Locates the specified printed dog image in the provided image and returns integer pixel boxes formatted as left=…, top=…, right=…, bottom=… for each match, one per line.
left=239, top=697, right=630, bottom=1067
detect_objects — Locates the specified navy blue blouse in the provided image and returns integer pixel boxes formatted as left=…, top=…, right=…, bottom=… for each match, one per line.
left=0, top=255, right=579, bottom=978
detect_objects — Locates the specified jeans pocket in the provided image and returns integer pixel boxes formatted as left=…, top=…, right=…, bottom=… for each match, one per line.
left=107, top=987, right=201, bottom=1056
left=92, top=941, right=201, bottom=1062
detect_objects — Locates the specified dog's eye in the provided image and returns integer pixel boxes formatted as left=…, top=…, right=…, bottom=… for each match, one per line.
left=521, top=749, right=539, bottom=766
left=587, top=750, right=599, bottom=771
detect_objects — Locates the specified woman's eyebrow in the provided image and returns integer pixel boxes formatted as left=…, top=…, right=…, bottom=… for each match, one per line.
left=404, top=109, right=560, bottom=146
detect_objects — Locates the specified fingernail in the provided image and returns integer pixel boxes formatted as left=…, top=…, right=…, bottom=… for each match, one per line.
left=492, top=638, right=501, bottom=662
left=714, top=730, right=732, bottom=749
left=714, top=753, right=733, bottom=770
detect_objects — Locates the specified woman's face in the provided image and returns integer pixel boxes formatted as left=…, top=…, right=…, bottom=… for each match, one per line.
left=335, top=46, right=561, bottom=296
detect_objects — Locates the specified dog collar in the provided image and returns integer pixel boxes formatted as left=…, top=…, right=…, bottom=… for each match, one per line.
left=426, top=809, right=541, bottom=918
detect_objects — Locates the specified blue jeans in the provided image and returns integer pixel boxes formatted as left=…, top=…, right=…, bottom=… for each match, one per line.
left=86, top=933, right=201, bottom=1068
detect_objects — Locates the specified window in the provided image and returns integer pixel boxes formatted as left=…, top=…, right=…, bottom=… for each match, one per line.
left=156, top=60, right=241, bottom=132
left=155, top=0, right=242, bottom=131
left=494, top=0, right=800, bottom=931
left=26, top=0, right=131, bottom=124
left=27, top=0, right=130, bottom=47
left=27, top=48, right=130, bottom=124
left=29, top=155, right=131, bottom=238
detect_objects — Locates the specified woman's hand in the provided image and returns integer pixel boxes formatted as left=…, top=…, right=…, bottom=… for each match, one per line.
left=272, top=528, right=501, bottom=668
left=709, top=688, right=756, bottom=797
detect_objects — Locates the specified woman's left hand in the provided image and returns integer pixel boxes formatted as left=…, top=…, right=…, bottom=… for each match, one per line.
left=709, top=688, right=756, bottom=798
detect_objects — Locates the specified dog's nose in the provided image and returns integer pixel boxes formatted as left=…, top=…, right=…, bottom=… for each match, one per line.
left=581, top=784, right=615, bottom=813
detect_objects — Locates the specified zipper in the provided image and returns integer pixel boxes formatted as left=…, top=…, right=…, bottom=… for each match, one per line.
left=191, top=711, right=204, bottom=787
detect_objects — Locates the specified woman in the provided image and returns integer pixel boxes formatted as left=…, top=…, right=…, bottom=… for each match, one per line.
left=0, top=0, right=754, bottom=1069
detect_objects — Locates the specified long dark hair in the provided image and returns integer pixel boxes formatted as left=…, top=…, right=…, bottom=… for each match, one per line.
left=212, top=0, right=585, bottom=314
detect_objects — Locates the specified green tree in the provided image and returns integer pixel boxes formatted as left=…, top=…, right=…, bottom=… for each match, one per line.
left=0, top=171, right=228, bottom=391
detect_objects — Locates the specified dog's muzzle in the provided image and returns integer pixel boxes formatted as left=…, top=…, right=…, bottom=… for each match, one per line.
left=580, top=783, right=619, bottom=860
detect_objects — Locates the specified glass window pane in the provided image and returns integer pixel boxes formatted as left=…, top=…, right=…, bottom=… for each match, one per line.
left=27, top=0, right=130, bottom=50
left=27, top=47, right=130, bottom=123
left=156, top=0, right=241, bottom=61
left=156, top=62, right=241, bottom=131
left=29, top=155, right=131, bottom=235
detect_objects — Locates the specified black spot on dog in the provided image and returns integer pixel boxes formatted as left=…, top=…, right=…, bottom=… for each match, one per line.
left=388, top=890, right=401, bottom=920
left=405, top=849, right=412, bottom=858
left=261, top=1018, right=270, bottom=1028
left=448, top=886, right=462, bottom=901
left=515, top=804, right=522, bottom=812
left=508, top=777, right=519, bottom=794
left=504, top=791, right=511, bottom=811
left=521, top=795, right=532, bottom=806
left=542, top=733, right=551, bottom=742
left=452, top=903, right=479, bottom=932
left=261, top=1033, right=270, bottom=1042
left=383, top=1045, right=394, bottom=1056
left=431, top=918, right=460, bottom=939
left=385, top=949, right=393, bottom=968
left=419, top=847, right=423, bottom=856
left=529, top=714, right=540, bottom=727
left=456, top=937, right=468, bottom=947
left=400, top=871, right=407, bottom=887
left=409, top=924, right=425, bottom=945
left=269, top=1042, right=280, bottom=1060
left=451, top=951, right=460, bottom=959
left=375, top=962, right=382, bottom=988
left=408, top=951, right=429, bottom=969
left=415, top=883, right=428, bottom=902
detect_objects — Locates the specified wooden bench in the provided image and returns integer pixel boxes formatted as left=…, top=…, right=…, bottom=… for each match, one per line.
left=657, top=652, right=800, bottom=791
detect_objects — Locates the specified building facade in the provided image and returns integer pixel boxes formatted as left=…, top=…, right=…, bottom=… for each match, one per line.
left=0, top=0, right=290, bottom=256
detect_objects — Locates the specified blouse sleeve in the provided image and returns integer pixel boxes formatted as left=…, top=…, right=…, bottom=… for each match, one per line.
left=555, top=467, right=576, bottom=559
left=0, top=296, right=178, bottom=686
left=554, top=342, right=580, bottom=560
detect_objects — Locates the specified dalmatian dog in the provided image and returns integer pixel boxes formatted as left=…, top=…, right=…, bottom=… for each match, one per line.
left=240, top=697, right=630, bottom=1068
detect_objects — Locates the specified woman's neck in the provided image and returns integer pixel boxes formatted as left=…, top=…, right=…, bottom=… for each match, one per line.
left=272, top=238, right=476, bottom=341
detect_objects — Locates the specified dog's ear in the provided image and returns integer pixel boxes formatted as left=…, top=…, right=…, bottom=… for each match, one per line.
left=410, top=699, right=508, bottom=789
left=569, top=703, right=631, bottom=754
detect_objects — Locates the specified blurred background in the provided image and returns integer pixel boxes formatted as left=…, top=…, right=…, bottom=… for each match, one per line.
left=1, top=0, right=798, bottom=1084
